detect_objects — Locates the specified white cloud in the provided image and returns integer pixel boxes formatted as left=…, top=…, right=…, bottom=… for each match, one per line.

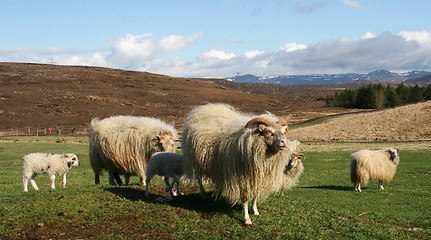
left=279, top=42, right=307, bottom=53
left=2, top=31, right=431, bottom=78
left=244, top=50, right=265, bottom=58
left=398, top=30, right=431, bottom=44
left=199, top=49, right=235, bottom=60
left=362, top=32, right=376, bottom=39
left=158, top=32, right=204, bottom=54
left=341, top=0, right=371, bottom=9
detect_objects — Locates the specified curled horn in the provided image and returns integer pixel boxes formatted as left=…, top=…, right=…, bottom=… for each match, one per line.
left=277, top=119, right=288, bottom=127
left=291, top=153, right=305, bottom=160
left=278, top=119, right=288, bottom=134
left=245, top=117, right=273, bottom=129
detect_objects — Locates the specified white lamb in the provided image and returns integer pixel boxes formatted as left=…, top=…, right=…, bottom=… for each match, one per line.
left=145, top=152, right=183, bottom=196
left=22, top=153, right=80, bottom=192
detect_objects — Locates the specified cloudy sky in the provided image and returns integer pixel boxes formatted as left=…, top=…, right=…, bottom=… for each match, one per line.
left=2, top=0, right=431, bottom=78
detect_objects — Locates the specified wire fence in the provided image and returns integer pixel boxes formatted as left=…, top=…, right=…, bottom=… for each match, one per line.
left=3, top=128, right=87, bottom=137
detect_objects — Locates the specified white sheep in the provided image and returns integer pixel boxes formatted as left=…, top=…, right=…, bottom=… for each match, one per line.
left=281, top=152, right=305, bottom=195
left=286, top=140, right=300, bottom=151
left=350, top=148, right=400, bottom=192
left=182, top=103, right=290, bottom=225
left=89, top=115, right=178, bottom=185
left=22, top=153, right=80, bottom=192
left=144, top=152, right=184, bottom=196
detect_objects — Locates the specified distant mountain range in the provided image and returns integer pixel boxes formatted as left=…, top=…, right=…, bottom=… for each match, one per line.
left=228, top=70, right=431, bottom=85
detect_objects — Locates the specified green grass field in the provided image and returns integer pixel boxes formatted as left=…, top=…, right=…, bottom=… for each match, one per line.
left=0, top=139, right=430, bottom=239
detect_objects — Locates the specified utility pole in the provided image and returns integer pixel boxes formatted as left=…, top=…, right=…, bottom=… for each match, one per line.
left=235, top=72, right=242, bottom=90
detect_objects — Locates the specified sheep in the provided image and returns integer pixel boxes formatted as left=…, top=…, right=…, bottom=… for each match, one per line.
left=182, top=103, right=290, bottom=225
left=144, top=152, right=183, bottom=197
left=280, top=152, right=305, bottom=195
left=89, top=115, right=178, bottom=185
left=286, top=140, right=300, bottom=151
left=350, top=148, right=400, bottom=192
left=22, top=153, right=80, bottom=192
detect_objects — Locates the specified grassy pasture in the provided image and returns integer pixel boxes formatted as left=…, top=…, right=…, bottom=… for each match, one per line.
left=0, top=139, right=430, bottom=239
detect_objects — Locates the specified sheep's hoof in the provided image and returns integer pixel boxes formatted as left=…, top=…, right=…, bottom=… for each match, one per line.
left=243, top=218, right=253, bottom=226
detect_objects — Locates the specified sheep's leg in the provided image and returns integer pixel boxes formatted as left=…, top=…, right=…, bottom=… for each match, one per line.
left=124, top=175, right=130, bottom=185
left=357, top=182, right=362, bottom=192
left=378, top=180, right=384, bottom=190
left=29, top=173, right=39, bottom=191
left=114, top=173, right=123, bottom=185
left=198, top=178, right=207, bottom=197
left=50, top=174, right=56, bottom=189
left=144, top=174, right=154, bottom=196
left=95, top=174, right=100, bottom=185
left=252, top=198, right=259, bottom=216
left=241, top=194, right=252, bottom=225
left=108, top=172, right=115, bottom=185
left=23, top=175, right=30, bottom=192
left=62, top=173, right=67, bottom=188
left=110, top=171, right=123, bottom=185
left=173, top=175, right=183, bottom=196
left=166, top=175, right=182, bottom=196
left=164, top=177, right=176, bottom=196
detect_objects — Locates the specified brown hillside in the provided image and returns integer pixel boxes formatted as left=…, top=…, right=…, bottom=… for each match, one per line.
left=290, top=100, right=431, bottom=141
left=0, top=62, right=339, bottom=135
left=2, top=62, right=429, bottom=141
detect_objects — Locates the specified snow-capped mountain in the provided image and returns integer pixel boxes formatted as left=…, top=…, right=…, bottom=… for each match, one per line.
left=229, top=70, right=431, bottom=85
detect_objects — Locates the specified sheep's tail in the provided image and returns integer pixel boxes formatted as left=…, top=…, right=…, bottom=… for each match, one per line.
left=350, top=158, right=358, bottom=184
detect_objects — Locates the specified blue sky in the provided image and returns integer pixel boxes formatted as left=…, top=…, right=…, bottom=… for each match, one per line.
left=1, top=0, right=431, bottom=78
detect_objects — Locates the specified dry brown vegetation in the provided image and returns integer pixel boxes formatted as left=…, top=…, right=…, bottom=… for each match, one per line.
left=1, top=62, right=430, bottom=143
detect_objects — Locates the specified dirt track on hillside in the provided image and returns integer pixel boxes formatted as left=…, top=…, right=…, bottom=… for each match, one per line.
left=289, top=100, right=431, bottom=142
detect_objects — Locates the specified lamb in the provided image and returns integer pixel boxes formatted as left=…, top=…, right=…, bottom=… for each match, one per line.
left=182, top=103, right=290, bottom=225
left=350, top=148, right=400, bottom=192
left=144, top=152, right=183, bottom=196
left=281, top=152, right=305, bottom=194
left=22, top=153, right=80, bottom=192
left=89, top=115, right=178, bottom=185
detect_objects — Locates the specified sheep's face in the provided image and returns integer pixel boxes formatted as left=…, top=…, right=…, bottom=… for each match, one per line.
left=65, top=154, right=80, bottom=168
left=259, top=123, right=288, bottom=152
left=152, top=132, right=177, bottom=154
left=387, top=148, right=400, bottom=164
left=285, top=153, right=305, bottom=172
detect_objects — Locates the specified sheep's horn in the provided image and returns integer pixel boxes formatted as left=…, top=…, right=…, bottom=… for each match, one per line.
left=291, top=153, right=305, bottom=160
left=245, top=117, right=272, bottom=128
left=277, top=119, right=288, bottom=127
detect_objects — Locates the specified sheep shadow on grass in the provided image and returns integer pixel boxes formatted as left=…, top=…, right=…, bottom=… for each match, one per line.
left=105, top=186, right=242, bottom=223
